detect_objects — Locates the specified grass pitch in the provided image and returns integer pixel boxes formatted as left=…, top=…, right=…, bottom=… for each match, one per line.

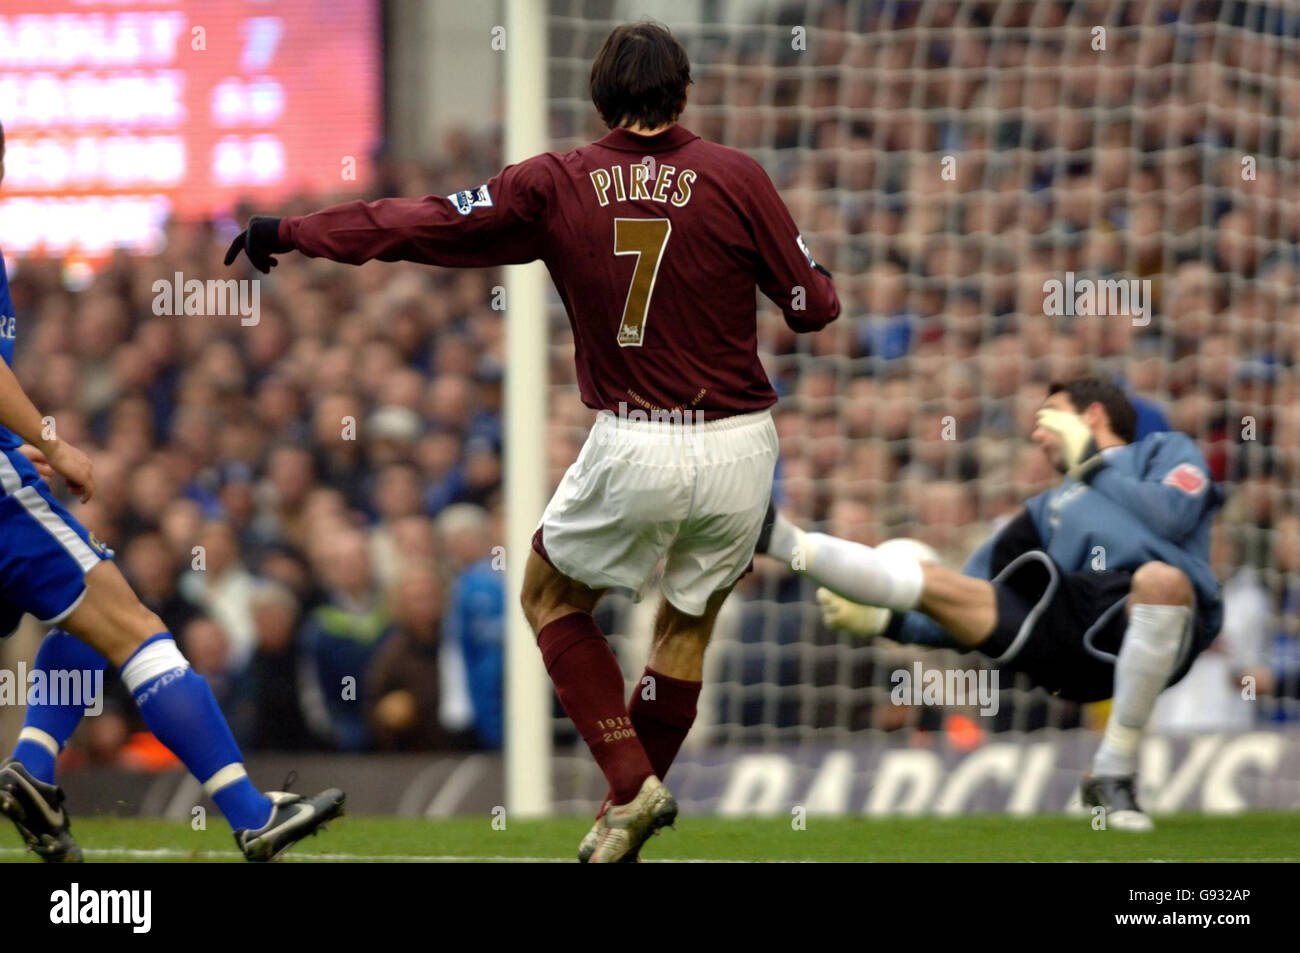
left=1, top=812, right=1294, bottom=862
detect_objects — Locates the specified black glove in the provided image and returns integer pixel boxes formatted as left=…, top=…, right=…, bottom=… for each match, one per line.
left=223, top=216, right=290, bottom=273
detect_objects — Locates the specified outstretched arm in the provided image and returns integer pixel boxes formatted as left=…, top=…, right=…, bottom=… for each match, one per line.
left=226, top=159, right=554, bottom=272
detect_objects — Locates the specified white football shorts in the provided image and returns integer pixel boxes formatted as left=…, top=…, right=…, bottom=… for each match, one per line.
left=536, top=407, right=778, bottom=616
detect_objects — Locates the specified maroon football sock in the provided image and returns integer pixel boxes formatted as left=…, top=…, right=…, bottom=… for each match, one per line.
left=629, top=666, right=701, bottom=779
left=595, top=666, right=701, bottom=817
left=537, top=613, right=654, bottom=804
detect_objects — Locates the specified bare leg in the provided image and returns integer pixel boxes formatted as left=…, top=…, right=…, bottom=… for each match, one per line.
left=646, top=584, right=734, bottom=681
left=914, top=563, right=999, bottom=647
left=60, top=561, right=166, bottom=665
left=520, top=548, right=604, bottom=634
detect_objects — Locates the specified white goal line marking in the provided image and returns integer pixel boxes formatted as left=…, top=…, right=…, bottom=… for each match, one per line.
left=0, top=846, right=754, bottom=863
left=0, top=846, right=1293, bottom=863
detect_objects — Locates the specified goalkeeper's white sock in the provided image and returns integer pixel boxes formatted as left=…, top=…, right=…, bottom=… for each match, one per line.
left=775, top=525, right=923, bottom=614
left=1091, top=603, right=1188, bottom=778
left=763, top=512, right=804, bottom=565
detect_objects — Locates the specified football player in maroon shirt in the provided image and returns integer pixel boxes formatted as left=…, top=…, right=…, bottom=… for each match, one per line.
left=227, top=20, right=839, bottom=861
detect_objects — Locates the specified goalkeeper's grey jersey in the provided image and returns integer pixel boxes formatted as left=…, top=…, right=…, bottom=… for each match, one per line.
left=968, top=430, right=1224, bottom=633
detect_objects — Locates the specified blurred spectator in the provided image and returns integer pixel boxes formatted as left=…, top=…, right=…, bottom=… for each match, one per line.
left=179, top=616, right=236, bottom=710
left=122, top=531, right=198, bottom=637
left=444, top=510, right=506, bottom=748
left=298, top=527, right=390, bottom=750
left=242, top=582, right=316, bottom=751
left=1264, top=514, right=1300, bottom=723
left=365, top=566, right=473, bottom=750
left=178, top=520, right=259, bottom=669
left=369, top=461, right=429, bottom=586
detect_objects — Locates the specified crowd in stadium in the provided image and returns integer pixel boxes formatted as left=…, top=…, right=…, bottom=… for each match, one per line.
left=2, top=0, right=1298, bottom=767
left=3, top=149, right=520, bottom=757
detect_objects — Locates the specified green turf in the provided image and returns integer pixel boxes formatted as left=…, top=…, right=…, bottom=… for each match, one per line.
left=2, top=812, right=1295, bottom=862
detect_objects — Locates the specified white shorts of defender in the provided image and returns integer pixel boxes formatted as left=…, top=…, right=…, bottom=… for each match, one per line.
left=537, top=408, right=778, bottom=616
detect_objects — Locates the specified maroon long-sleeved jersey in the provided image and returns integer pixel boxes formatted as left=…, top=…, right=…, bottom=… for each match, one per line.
left=279, top=124, right=840, bottom=419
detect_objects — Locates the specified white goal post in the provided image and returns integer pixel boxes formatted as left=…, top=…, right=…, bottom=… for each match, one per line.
left=503, top=0, right=553, bottom=817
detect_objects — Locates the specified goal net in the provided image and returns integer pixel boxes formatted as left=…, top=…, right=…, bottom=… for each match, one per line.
left=539, top=0, right=1300, bottom=813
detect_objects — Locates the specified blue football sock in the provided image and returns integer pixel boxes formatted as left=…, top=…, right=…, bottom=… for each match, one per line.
left=10, top=629, right=107, bottom=785
left=120, top=634, right=272, bottom=831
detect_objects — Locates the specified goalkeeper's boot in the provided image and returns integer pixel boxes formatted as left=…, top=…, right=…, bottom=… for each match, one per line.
left=0, top=758, right=83, bottom=863
left=1080, top=774, right=1154, bottom=831
left=234, top=787, right=346, bottom=861
left=587, top=776, right=676, bottom=864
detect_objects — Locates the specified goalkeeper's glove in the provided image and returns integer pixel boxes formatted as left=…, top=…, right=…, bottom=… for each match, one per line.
left=817, top=587, right=892, bottom=639
left=1035, top=407, right=1106, bottom=481
left=223, top=216, right=291, bottom=274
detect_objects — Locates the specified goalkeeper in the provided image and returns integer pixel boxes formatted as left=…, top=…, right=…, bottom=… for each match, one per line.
left=760, top=376, right=1223, bottom=829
